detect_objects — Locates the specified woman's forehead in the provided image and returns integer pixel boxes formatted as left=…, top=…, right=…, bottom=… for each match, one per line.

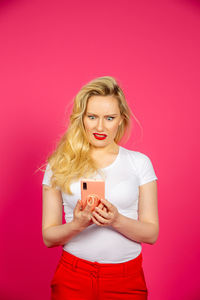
left=86, top=95, right=120, bottom=113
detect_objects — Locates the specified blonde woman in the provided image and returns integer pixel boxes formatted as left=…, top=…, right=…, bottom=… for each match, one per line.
left=42, top=76, right=159, bottom=300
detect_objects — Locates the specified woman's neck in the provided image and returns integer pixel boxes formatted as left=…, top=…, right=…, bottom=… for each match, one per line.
left=89, top=143, right=119, bottom=156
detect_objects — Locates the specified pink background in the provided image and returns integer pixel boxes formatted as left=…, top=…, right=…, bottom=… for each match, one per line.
left=1, top=0, right=200, bottom=299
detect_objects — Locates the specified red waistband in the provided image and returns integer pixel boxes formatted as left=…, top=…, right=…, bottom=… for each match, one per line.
left=59, top=249, right=143, bottom=277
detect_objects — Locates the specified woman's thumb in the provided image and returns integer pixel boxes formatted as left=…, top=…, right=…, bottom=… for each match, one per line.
left=75, top=199, right=82, bottom=210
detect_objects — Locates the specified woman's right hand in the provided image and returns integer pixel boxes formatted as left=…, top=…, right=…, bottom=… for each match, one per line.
left=73, top=199, right=93, bottom=230
left=73, top=199, right=107, bottom=230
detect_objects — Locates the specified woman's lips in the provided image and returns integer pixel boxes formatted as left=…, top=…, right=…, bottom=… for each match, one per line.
left=93, top=133, right=107, bottom=140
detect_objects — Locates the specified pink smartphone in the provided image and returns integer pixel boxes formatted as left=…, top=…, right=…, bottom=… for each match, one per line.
left=80, top=178, right=105, bottom=211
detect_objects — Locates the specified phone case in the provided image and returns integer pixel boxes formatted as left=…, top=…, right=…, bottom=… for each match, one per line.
left=80, top=179, right=105, bottom=211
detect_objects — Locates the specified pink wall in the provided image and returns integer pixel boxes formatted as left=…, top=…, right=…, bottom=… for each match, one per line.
left=1, top=0, right=199, bottom=299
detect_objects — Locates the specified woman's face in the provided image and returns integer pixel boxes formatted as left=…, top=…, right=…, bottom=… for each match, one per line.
left=83, top=95, right=123, bottom=149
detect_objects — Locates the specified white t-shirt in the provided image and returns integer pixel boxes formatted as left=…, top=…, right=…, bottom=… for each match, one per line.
left=42, top=146, right=158, bottom=263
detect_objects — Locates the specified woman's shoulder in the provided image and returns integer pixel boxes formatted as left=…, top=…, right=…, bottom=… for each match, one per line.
left=120, top=146, right=151, bottom=162
left=42, top=163, right=53, bottom=185
left=121, top=146, right=158, bottom=184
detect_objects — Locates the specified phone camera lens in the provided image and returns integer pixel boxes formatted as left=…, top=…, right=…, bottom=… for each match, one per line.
left=83, top=182, right=87, bottom=190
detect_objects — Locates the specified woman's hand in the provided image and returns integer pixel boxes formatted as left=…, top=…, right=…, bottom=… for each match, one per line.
left=91, top=198, right=120, bottom=227
left=73, top=200, right=93, bottom=230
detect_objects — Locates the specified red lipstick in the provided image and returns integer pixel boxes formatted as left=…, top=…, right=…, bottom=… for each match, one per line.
left=93, top=133, right=107, bottom=140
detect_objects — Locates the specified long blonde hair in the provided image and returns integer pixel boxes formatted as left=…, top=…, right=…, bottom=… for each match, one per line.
left=45, top=76, right=133, bottom=194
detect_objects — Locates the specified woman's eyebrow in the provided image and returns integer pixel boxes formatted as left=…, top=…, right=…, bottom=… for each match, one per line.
left=86, top=112, right=118, bottom=116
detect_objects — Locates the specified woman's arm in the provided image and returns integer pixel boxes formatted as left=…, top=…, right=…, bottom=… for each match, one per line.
left=42, top=185, right=93, bottom=248
left=112, top=216, right=158, bottom=245
left=113, top=180, right=159, bottom=244
left=92, top=180, right=159, bottom=245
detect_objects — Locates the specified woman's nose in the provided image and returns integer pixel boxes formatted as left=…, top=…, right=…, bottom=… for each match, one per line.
left=96, top=118, right=104, bottom=131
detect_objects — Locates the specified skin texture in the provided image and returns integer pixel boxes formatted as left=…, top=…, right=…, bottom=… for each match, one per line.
left=42, top=95, right=159, bottom=247
left=83, top=95, right=123, bottom=162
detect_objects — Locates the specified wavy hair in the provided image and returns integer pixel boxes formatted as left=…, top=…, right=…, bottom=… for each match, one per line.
left=44, top=76, right=134, bottom=194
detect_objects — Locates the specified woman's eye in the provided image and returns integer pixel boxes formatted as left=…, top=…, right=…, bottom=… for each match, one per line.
left=88, top=116, right=95, bottom=120
left=87, top=116, right=115, bottom=121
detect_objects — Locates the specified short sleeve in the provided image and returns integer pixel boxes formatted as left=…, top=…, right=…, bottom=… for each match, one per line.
left=136, top=152, right=158, bottom=186
left=42, top=163, right=53, bottom=187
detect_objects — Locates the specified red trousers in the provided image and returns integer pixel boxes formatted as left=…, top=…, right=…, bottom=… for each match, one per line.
left=51, top=249, right=148, bottom=300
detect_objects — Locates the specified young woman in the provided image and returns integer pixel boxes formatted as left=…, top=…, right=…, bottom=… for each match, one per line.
left=42, top=76, right=159, bottom=300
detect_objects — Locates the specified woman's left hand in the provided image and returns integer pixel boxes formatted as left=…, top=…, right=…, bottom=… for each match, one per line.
left=91, top=198, right=120, bottom=227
